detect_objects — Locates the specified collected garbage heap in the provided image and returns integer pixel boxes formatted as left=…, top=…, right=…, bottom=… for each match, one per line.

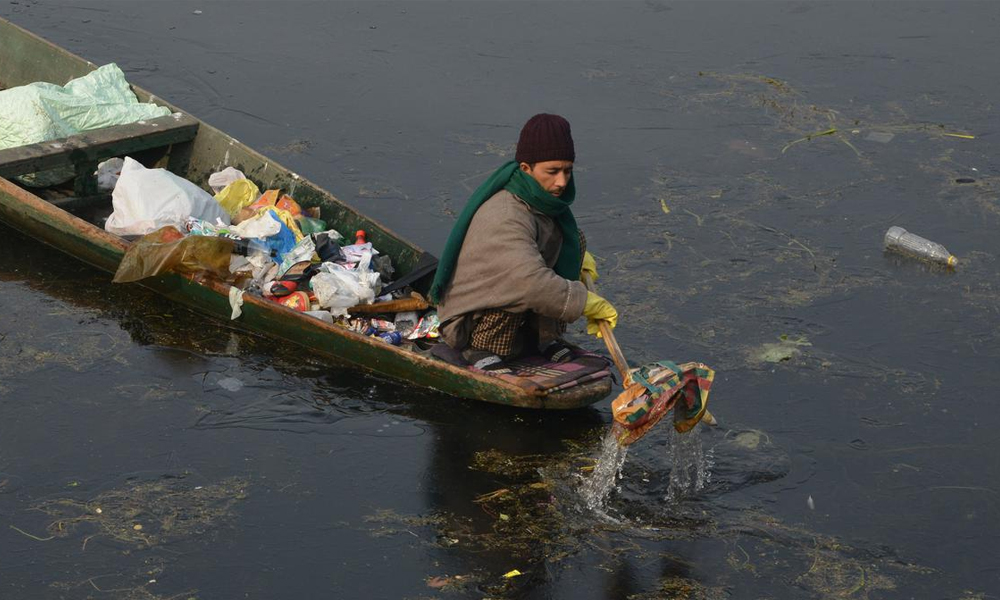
left=105, top=156, right=439, bottom=347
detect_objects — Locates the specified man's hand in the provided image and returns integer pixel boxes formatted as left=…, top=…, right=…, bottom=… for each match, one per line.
left=583, top=291, right=618, bottom=338
left=580, top=251, right=598, bottom=283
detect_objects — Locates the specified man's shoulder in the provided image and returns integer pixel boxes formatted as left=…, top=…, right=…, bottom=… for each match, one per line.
left=485, top=188, right=517, bottom=205
left=479, top=189, right=531, bottom=218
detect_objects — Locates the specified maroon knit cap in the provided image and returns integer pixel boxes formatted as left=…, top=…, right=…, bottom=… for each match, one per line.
left=515, top=113, right=575, bottom=164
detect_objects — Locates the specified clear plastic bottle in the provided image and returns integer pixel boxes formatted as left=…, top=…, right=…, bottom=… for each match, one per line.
left=884, top=226, right=956, bottom=267
left=232, top=237, right=277, bottom=260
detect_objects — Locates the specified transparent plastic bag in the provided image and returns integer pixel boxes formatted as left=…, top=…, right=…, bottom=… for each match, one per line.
left=277, top=235, right=316, bottom=277
left=112, top=226, right=235, bottom=283
left=311, top=263, right=381, bottom=317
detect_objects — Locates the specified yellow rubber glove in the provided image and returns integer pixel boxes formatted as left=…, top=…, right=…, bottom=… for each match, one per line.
left=583, top=291, right=618, bottom=338
left=580, top=251, right=598, bottom=283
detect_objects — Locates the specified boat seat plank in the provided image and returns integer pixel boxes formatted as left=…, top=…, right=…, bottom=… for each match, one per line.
left=0, top=113, right=199, bottom=179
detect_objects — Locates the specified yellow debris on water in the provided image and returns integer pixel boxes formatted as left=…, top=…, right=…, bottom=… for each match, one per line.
left=781, top=128, right=838, bottom=154
left=503, top=569, right=523, bottom=579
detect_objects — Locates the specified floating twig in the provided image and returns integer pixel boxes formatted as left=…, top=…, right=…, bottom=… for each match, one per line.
left=787, top=237, right=817, bottom=261
left=9, top=525, right=54, bottom=541
left=836, top=135, right=863, bottom=157
left=781, top=128, right=837, bottom=154
left=682, top=208, right=704, bottom=226
left=846, top=566, right=866, bottom=595
left=474, top=488, right=510, bottom=503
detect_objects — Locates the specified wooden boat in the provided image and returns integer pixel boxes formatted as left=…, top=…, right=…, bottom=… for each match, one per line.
left=0, top=18, right=612, bottom=409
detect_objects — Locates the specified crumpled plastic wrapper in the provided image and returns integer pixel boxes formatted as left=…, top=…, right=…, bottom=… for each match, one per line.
left=113, top=226, right=235, bottom=284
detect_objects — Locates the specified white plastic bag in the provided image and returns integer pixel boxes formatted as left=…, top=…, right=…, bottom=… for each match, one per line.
left=105, top=157, right=230, bottom=236
left=311, top=263, right=381, bottom=317
left=94, top=157, right=125, bottom=193
left=341, top=242, right=377, bottom=267
left=231, top=212, right=282, bottom=239
left=207, top=166, right=247, bottom=193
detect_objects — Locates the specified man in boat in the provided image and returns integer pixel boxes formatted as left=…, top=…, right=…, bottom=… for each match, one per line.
left=430, top=113, right=618, bottom=371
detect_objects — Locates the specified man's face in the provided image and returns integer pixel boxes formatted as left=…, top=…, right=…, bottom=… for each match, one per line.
left=521, top=160, right=574, bottom=197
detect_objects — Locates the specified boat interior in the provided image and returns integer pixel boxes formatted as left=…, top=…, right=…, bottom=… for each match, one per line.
left=0, top=107, right=198, bottom=230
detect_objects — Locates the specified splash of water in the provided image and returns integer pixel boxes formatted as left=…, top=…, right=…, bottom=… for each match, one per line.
left=578, top=424, right=714, bottom=512
left=579, top=426, right=629, bottom=511
left=664, top=427, right=713, bottom=502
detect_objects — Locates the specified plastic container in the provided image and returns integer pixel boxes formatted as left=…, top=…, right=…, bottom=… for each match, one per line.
left=296, top=216, right=328, bottom=236
left=263, top=280, right=297, bottom=297
left=278, top=291, right=310, bottom=312
left=232, top=237, right=277, bottom=260
left=884, top=226, right=956, bottom=267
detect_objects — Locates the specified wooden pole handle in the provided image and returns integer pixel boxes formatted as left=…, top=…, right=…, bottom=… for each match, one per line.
left=583, top=273, right=631, bottom=385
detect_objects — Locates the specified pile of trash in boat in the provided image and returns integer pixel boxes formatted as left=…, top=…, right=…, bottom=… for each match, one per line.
left=103, top=156, right=439, bottom=347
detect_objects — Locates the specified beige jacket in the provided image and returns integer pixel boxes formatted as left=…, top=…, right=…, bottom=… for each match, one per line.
left=437, top=190, right=588, bottom=351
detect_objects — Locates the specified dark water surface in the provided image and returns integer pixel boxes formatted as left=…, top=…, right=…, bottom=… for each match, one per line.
left=2, top=1, right=999, bottom=598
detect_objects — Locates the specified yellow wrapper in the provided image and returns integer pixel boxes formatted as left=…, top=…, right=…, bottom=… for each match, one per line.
left=215, top=179, right=261, bottom=217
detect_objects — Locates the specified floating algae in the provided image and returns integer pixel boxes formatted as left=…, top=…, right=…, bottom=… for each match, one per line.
left=471, top=448, right=552, bottom=478
left=31, top=475, right=248, bottom=547
left=749, top=335, right=812, bottom=365
left=364, top=480, right=575, bottom=596
left=48, top=559, right=197, bottom=600
left=362, top=436, right=943, bottom=598
left=743, top=513, right=915, bottom=599
left=693, top=70, right=970, bottom=163
left=626, top=576, right=728, bottom=600
left=0, top=327, right=128, bottom=385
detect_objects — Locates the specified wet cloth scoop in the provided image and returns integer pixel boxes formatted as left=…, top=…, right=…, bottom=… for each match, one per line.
left=611, top=361, right=715, bottom=446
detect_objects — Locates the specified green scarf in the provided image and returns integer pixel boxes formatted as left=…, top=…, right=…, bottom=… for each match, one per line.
left=429, top=160, right=581, bottom=303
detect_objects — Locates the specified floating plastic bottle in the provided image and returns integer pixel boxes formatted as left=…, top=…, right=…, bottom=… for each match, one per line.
left=884, top=226, right=956, bottom=267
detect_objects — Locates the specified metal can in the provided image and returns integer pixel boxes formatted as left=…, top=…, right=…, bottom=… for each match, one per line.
left=378, top=331, right=402, bottom=345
